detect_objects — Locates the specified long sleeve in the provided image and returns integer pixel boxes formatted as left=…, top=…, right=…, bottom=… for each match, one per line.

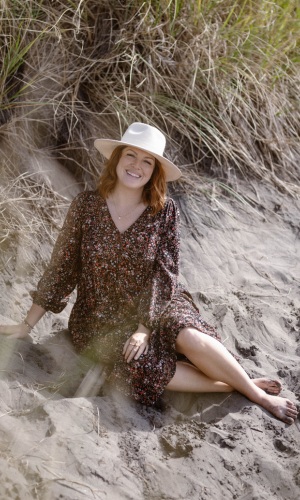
left=30, top=192, right=85, bottom=313
left=138, top=199, right=180, bottom=330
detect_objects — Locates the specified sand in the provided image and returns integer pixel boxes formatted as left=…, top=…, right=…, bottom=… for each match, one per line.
left=0, top=172, right=300, bottom=499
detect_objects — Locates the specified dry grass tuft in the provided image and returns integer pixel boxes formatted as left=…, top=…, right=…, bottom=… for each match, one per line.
left=0, top=0, right=300, bottom=259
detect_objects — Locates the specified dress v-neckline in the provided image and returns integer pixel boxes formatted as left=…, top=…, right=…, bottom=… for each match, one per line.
left=103, top=197, right=150, bottom=235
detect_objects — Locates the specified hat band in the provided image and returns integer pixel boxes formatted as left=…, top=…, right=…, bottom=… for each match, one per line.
left=120, top=139, right=165, bottom=156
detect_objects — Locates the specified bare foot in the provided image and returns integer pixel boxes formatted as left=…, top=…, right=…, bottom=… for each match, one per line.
left=253, top=378, right=282, bottom=395
left=260, top=394, right=298, bottom=424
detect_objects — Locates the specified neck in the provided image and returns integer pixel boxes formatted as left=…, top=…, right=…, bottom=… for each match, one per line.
left=110, top=183, right=144, bottom=206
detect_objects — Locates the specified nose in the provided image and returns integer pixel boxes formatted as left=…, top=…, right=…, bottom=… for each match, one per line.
left=131, top=157, right=142, bottom=170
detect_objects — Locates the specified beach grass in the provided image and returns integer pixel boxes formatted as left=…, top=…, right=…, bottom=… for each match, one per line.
left=1, top=5, right=300, bottom=497
left=1, top=0, right=300, bottom=252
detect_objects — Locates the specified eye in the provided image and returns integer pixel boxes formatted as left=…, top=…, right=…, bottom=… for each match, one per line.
left=144, top=160, right=153, bottom=165
left=127, top=153, right=135, bottom=157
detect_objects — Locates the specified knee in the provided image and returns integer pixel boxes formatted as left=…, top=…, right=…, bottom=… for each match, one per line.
left=176, top=327, right=208, bottom=353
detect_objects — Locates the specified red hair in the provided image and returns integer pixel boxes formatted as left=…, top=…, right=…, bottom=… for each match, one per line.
left=97, top=146, right=167, bottom=215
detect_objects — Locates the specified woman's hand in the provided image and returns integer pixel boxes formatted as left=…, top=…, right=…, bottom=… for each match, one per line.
left=0, top=305, right=46, bottom=340
left=0, top=323, right=31, bottom=339
left=123, top=324, right=151, bottom=363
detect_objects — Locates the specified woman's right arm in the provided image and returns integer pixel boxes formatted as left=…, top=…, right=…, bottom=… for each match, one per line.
left=0, top=192, right=86, bottom=339
left=0, top=304, right=46, bottom=339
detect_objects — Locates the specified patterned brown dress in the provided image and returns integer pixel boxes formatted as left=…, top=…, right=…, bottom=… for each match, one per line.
left=31, top=190, right=221, bottom=405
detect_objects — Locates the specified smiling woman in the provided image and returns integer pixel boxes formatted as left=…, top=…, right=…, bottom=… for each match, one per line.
left=0, top=123, right=297, bottom=425
left=117, top=147, right=155, bottom=182
left=97, top=143, right=167, bottom=224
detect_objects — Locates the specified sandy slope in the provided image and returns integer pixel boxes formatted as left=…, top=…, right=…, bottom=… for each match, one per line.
left=0, top=177, right=300, bottom=500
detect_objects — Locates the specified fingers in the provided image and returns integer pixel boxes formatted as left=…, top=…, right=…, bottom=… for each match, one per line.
left=0, top=327, right=14, bottom=336
left=125, top=343, right=145, bottom=363
left=8, top=332, right=27, bottom=339
left=122, top=338, right=130, bottom=355
left=134, top=344, right=147, bottom=361
left=123, top=339, right=138, bottom=361
left=124, top=342, right=149, bottom=363
left=0, top=325, right=22, bottom=335
left=123, top=338, right=138, bottom=358
left=0, top=324, right=29, bottom=338
left=126, top=345, right=140, bottom=363
left=123, top=338, right=137, bottom=361
left=123, top=331, right=150, bottom=363
left=135, top=343, right=149, bottom=359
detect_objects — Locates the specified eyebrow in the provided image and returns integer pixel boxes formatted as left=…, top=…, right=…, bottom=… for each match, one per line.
left=126, top=148, right=155, bottom=161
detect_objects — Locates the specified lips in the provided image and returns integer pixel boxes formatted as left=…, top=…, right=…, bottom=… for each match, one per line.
left=126, top=170, right=141, bottom=179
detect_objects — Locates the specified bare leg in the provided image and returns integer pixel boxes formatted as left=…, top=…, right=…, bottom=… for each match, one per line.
left=166, top=362, right=282, bottom=395
left=173, top=328, right=298, bottom=425
left=166, top=361, right=233, bottom=393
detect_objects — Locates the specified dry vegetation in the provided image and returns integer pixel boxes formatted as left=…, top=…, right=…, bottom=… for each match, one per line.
left=1, top=6, right=300, bottom=496
left=1, top=0, right=300, bottom=255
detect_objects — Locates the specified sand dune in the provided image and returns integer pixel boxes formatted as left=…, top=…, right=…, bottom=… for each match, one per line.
left=0, top=176, right=300, bottom=499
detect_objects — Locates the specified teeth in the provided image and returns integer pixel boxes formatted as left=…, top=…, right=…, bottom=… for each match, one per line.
left=127, top=170, right=140, bottom=178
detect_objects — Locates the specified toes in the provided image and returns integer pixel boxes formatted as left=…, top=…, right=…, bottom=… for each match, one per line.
left=272, top=382, right=280, bottom=388
left=269, top=381, right=280, bottom=387
left=285, top=417, right=294, bottom=425
left=262, top=379, right=281, bottom=392
left=264, top=384, right=281, bottom=395
left=286, top=409, right=297, bottom=417
left=285, top=405, right=298, bottom=419
left=269, top=381, right=281, bottom=392
left=265, top=390, right=279, bottom=395
left=287, top=400, right=297, bottom=408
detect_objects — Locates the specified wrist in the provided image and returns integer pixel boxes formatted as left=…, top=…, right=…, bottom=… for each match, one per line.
left=137, top=323, right=151, bottom=336
left=20, top=323, right=31, bottom=336
left=23, top=320, right=34, bottom=333
left=24, top=320, right=33, bottom=328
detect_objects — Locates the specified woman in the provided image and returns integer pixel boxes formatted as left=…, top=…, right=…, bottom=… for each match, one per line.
left=0, top=123, right=297, bottom=424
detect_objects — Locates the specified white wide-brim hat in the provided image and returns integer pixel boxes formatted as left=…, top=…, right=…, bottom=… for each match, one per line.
left=94, top=122, right=181, bottom=182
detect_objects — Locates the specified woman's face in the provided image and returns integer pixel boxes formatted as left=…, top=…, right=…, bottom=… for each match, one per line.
left=115, top=146, right=155, bottom=190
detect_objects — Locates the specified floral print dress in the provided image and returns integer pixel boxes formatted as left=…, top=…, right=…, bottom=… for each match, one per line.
left=31, top=190, right=221, bottom=405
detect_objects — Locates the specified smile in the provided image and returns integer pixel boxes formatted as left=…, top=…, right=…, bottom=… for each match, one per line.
left=126, top=170, right=141, bottom=179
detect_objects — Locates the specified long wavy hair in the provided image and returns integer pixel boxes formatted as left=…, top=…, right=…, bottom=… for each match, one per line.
left=97, top=145, right=167, bottom=215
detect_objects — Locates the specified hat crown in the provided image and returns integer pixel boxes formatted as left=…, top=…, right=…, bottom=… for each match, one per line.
left=94, top=122, right=182, bottom=181
left=121, top=123, right=166, bottom=156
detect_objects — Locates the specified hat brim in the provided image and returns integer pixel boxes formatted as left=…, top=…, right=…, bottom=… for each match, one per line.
left=94, top=139, right=181, bottom=182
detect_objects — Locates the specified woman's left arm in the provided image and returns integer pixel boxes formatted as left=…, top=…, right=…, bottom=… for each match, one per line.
left=138, top=199, right=180, bottom=330
left=124, top=200, right=180, bottom=362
